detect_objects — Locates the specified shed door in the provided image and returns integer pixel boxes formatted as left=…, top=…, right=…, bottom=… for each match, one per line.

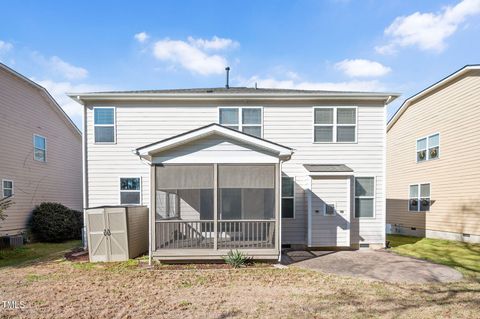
left=87, top=209, right=109, bottom=262
left=106, top=208, right=129, bottom=261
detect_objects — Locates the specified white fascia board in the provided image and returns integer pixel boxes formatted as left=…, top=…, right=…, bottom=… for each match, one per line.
left=136, top=125, right=293, bottom=158
left=68, top=92, right=401, bottom=103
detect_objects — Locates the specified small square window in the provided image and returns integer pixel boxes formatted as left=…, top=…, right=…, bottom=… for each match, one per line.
left=314, top=107, right=356, bottom=143
left=120, top=177, right=141, bottom=205
left=2, top=180, right=13, bottom=198
left=219, top=107, right=262, bottom=138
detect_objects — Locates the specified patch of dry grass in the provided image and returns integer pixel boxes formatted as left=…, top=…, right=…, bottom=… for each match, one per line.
left=0, top=259, right=479, bottom=318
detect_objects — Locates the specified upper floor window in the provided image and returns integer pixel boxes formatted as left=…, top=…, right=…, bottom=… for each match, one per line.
left=409, top=183, right=430, bottom=212
left=219, top=107, right=262, bottom=138
left=281, top=176, right=295, bottom=218
left=120, top=177, right=141, bottom=205
left=417, top=133, right=439, bottom=162
left=2, top=180, right=13, bottom=198
left=355, top=177, right=375, bottom=218
left=314, top=107, right=356, bottom=143
left=94, top=107, right=116, bottom=143
left=33, top=134, right=46, bottom=162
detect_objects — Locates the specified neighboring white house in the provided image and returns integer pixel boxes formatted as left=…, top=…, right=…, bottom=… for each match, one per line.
left=69, top=87, right=398, bottom=260
left=0, top=63, right=83, bottom=240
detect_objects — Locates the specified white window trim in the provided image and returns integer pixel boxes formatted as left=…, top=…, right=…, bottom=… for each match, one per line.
left=354, top=176, right=376, bottom=219
left=33, top=134, right=47, bottom=162
left=119, top=176, right=142, bottom=205
left=218, top=106, right=264, bottom=138
left=93, top=107, right=117, bottom=144
left=313, top=106, right=358, bottom=144
left=281, top=176, right=295, bottom=219
left=408, top=182, right=431, bottom=212
left=416, top=133, right=440, bottom=163
left=2, top=179, right=14, bottom=198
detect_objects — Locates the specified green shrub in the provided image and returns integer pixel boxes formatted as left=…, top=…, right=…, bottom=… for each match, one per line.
left=29, top=202, right=83, bottom=242
left=223, top=249, right=250, bottom=268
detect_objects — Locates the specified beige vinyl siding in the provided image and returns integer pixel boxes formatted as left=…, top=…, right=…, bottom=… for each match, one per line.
left=387, top=70, right=480, bottom=236
left=86, top=100, right=386, bottom=246
left=0, top=68, right=82, bottom=236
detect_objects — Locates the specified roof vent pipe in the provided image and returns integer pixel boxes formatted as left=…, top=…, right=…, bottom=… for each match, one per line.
left=225, top=66, right=230, bottom=89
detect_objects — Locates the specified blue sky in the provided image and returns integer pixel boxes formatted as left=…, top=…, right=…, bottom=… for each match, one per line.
left=1, top=0, right=479, bottom=129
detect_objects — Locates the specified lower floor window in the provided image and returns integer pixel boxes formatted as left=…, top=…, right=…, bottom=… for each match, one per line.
left=120, top=177, right=141, bottom=205
left=355, top=177, right=375, bottom=218
left=281, top=176, right=295, bottom=218
left=409, top=183, right=430, bottom=212
left=2, top=180, right=13, bottom=197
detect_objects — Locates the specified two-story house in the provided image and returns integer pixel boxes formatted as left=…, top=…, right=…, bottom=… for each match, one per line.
left=0, top=63, right=82, bottom=243
left=387, top=65, right=480, bottom=244
left=70, top=86, right=398, bottom=261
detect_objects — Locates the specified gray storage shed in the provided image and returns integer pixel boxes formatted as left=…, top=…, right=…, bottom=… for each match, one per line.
left=86, top=206, right=148, bottom=262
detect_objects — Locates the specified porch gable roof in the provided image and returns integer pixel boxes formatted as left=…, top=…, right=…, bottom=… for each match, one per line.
left=135, top=123, right=294, bottom=159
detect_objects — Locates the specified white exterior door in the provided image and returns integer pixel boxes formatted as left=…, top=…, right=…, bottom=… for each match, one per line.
left=309, top=176, right=351, bottom=247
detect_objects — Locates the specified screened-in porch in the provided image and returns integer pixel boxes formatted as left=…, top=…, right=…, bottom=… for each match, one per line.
left=153, top=164, right=279, bottom=258
left=135, top=124, right=293, bottom=260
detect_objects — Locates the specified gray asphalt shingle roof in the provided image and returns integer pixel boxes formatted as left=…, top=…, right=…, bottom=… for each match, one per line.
left=91, top=87, right=382, bottom=95
left=303, top=164, right=353, bottom=172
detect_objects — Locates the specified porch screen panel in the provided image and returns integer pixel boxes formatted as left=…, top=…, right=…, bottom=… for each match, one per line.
left=155, top=165, right=214, bottom=220
left=218, top=165, right=275, bottom=220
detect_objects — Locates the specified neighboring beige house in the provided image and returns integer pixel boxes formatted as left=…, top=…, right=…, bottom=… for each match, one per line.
left=70, top=85, right=398, bottom=261
left=0, top=63, right=82, bottom=240
left=387, top=65, right=480, bottom=243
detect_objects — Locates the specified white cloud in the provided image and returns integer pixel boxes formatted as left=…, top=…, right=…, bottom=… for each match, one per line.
left=0, top=40, right=13, bottom=54
left=34, top=79, right=111, bottom=127
left=187, top=36, right=239, bottom=50
left=377, top=0, right=480, bottom=53
left=335, top=59, right=391, bottom=77
left=238, top=75, right=385, bottom=92
left=48, top=56, right=88, bottom=80
left=134, top=32, right=149, bottom=43
left=153, top=38, right=232, bottom=75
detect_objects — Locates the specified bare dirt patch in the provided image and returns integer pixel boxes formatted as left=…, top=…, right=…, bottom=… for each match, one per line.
left=0, top=258, right=479, bottom=318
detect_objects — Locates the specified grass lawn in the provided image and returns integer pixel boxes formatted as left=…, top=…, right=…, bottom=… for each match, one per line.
left=0, top=240, right=81, bottom=268
left=387, top=235, right=480, bottom=280
left=0, top=257, right=479, bottom=318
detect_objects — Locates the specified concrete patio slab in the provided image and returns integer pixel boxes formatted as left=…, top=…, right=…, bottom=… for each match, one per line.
left=282, top=249, right=463, bottom=283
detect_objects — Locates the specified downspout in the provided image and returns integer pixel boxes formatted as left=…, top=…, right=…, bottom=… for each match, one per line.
left=81, top=102, right=88, bottom=249
left=278, top=159, right=283, bottom=263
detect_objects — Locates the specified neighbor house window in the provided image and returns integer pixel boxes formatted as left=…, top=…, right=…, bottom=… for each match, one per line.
left=409, top=183, right=430, bottom=212
left=355, top=177, right=375, bottom=218
left=33, top=134, right=46, bottom=162
left=120, top=177, right=141, bottom=205
left=314, top=107, right=356, bottom=143
left=2, top=180, right=13, bottom=198
left=417, top=133, right=439, bottom=162
left=282, top=176, right=295, bottom=218
left=94, top=107, right=116, bottom=143
left=219, top=107, right=262, bottom=138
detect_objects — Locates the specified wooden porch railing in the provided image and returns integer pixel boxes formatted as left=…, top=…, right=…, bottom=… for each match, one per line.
left=155, top=220, right=275, bottom=250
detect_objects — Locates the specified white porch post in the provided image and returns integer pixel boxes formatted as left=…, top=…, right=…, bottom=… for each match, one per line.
left=149, top=165, right=156, bottom=265
left=275, top=162, right=281, bottom=252
left=213, top=163, right=218, bottom=250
